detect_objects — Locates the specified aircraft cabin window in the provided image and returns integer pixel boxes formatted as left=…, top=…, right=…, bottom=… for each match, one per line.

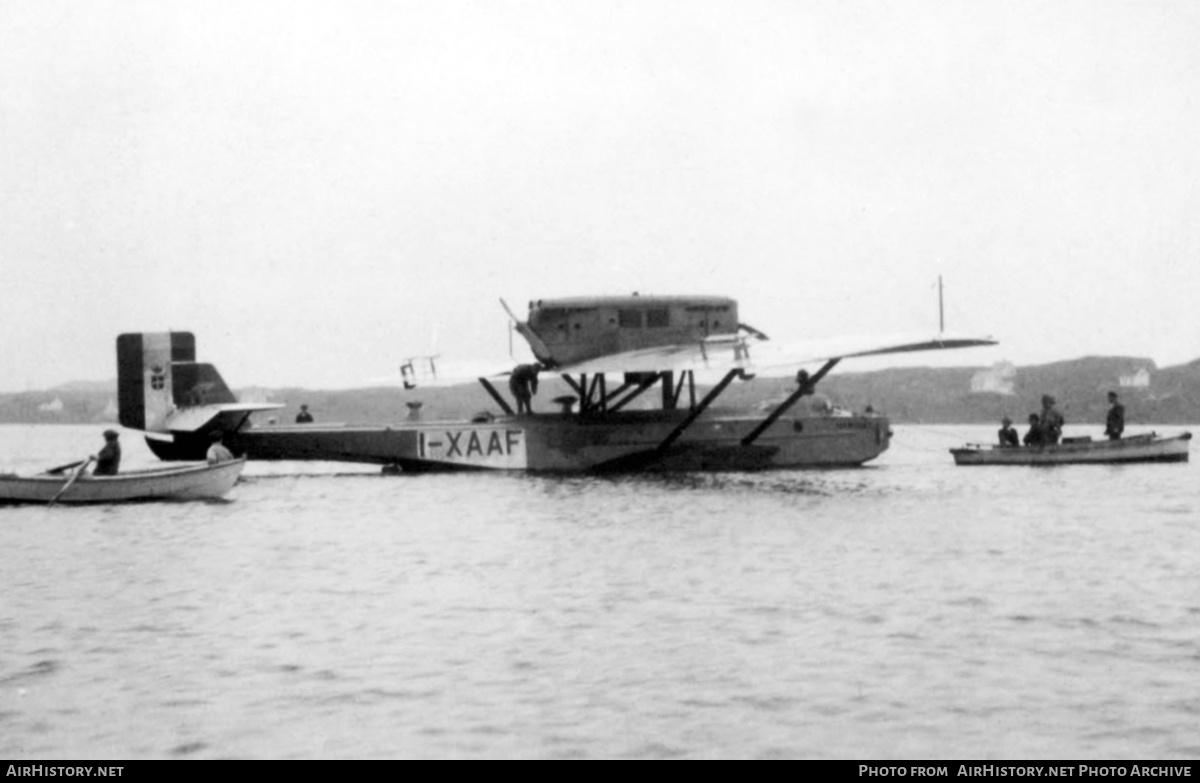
left=619, top=310, right=642, bottom=328
left=646, top=308, right=669, bottom=328
left=539, top=308, right=568, bottom=320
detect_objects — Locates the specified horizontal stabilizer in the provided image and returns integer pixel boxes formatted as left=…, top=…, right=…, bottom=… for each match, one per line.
left=165, top=402, right=285, bottom=433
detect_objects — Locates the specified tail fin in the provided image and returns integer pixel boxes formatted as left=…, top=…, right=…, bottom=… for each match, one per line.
left=117, top=332, right=278, bottom=434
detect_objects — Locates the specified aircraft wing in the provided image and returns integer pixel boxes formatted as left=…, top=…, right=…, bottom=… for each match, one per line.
left=375, top=356, right=516, bottom=389
left=549, top=331, right=998, bottom=377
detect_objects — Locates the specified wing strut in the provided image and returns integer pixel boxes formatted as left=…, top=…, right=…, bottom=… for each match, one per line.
left=607, top=373, right=663, bottom=414
left=562, top=373, right=610, bottom=415
left=656, top=368, right=749, bottom=454
left=477, top=378, right=515, bottom=416
left=740, top=359, right=841, bottom=447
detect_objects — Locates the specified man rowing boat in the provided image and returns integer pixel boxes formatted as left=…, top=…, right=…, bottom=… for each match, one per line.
left=92, top=430, right=121, bottom=476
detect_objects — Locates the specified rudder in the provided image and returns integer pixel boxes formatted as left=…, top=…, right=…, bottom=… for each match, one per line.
left=117, top=332, right=236, bottom=432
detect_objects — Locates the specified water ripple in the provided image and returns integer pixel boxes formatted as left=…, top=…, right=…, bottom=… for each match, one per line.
left=2, top=423, right=1200, bottom=759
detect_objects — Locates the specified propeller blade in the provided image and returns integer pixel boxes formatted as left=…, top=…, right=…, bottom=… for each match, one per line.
left=499, top=298, right=521, bottom=325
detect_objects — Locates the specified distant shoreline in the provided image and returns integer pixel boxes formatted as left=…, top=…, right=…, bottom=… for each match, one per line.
left=3, top=355, right=1197, bottom=427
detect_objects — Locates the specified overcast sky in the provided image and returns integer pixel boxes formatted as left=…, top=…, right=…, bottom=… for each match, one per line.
left=3, top=1, right=1198, bottom=391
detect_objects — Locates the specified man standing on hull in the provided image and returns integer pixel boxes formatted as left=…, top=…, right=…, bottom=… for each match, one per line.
left=509, top=363, right=540, bottom=415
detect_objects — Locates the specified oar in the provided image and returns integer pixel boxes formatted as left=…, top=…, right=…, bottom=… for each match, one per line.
left=44, top=459, right=87, bottom=476
left=48, top=456, right=93, bottom=507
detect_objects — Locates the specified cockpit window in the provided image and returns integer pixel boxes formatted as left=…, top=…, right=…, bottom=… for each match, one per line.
left=534, top=307, right=569, bottom=323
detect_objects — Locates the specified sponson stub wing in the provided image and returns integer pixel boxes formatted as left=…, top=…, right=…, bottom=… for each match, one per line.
left=548, top=331, right=998, bottom=377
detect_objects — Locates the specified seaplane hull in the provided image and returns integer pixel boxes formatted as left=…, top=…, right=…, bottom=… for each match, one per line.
left=145, top=411, right=892, bottom=472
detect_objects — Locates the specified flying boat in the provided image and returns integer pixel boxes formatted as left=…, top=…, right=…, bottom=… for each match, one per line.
left=117, top=294, right=996, bottom=472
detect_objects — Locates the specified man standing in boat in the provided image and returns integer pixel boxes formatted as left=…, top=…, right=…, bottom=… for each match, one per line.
left=1104, top=391, right=1125, bottom=440
left=1040, top=395, right=1064, bottom=444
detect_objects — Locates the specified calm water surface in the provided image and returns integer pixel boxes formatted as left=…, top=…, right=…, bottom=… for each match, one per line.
left=1, top=423, right=1198, bottom=759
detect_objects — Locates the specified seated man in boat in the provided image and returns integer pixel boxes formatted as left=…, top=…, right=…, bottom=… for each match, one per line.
left=206, top=431, right=236, bottom=465
left=1039, top=395, right=1064, bottom=445
left=1104, top=391, right=1125, bottom=441
left=1023, top=414, right=1043, bottom=447
left=92, top=429, right=121, bottom=476
left=998, top=416, right=1019, bottom=447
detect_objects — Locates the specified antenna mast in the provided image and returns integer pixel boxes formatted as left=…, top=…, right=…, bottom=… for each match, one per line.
left=938, top=275, right=944, bottom=334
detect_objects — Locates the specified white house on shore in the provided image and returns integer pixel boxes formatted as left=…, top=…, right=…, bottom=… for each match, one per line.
left=971, top=361, right=1016, bottom=395
left=1119, top=368, right=1151, bottom=389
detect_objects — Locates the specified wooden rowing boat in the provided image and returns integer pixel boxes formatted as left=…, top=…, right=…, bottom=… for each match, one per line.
left=0, top=458, right=246, bottom=504
left=950, top=433, right=1191, bottom=466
